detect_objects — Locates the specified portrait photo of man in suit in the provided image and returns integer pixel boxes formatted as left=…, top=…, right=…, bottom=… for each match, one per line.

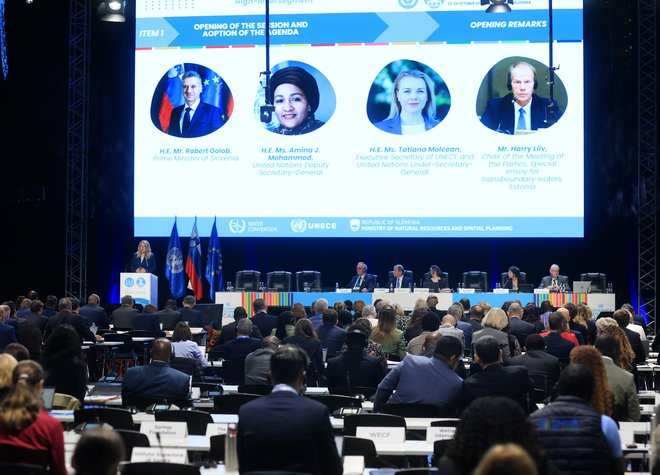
left=168, top=70, right=225, bottom=138
left=479, top=60, right=565, bottom=135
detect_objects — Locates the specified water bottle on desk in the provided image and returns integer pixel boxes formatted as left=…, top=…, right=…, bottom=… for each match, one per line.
left=335, top=282, right=339, bottom=292
left=606, top=283, right=613, bottom=293
left=304, top=282, right=310, bottom=293
left=389, top=282, right=394, bottom=293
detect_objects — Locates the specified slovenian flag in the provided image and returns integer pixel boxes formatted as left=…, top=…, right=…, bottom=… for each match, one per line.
left=158, top=63, right=184, bottom=133
left=186, top=218, right=204, bottom=300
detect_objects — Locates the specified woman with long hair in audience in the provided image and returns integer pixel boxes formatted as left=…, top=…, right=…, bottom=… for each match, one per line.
left=522, top=304, right=545, bottom=333
left=437, top=397, right=550, bottom=475
left=283, top=318, right=326, bottom=386
left=171, top=321, right=208, bottom=367
left=42, top=324, right=88, bottom=403
left=340, top=318, right=386, bottom=363
left=0, top=354, right=17, bottom=402
left=404, top=307, right=429, bottom=343
left=575, top=303, right=597, bottom=345
left=569, top=346, right=614, bottom=416
left=0, top=360, right=66, bottom=474
left=370, top=307, right=406, bottom=361
left=290, top=302, right=307, bottom=322
left=392, top=303, right=408, bottom=331
left=352, top=300, right=366, bottom=319
left=273, top=311, right=296, bottom=340
left=597, top=318, right=635, bottom=371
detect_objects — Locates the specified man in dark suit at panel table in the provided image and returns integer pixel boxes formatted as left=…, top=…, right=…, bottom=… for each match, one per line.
left=157, top=299, right=183, bottom=331
left=387, top=264, right=412, bottom=290
left=111, top=295, right=139, bottom=330
left=346, top=261, right=376, bottom=292
left=250, top=298, right=277, bottom=337
left=538, top=264, right=572, bottom=292
left=179, top=295, right=204, bottom=327
left=79, top=294, right=110, bottom=330
left=217, top=306, right=262, bottom=345
left=237, top=344, right=342, bottom=475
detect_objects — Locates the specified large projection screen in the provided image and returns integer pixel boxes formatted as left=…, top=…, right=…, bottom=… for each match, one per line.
left=134, top=0, right=583, bottom=238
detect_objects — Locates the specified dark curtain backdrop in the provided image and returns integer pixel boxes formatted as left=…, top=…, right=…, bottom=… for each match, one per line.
left=0, top=0, right=650, bottom=310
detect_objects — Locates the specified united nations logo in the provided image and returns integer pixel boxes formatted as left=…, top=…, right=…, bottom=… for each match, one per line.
left=229, top=219, right=246, bottom=234
left=124, top=277, right=135, bottom=287
left=425, top=0, right=444, bottom=8
left=399, top=0, right=418, bottom=8
left=166, top=247, right=184, bottom=273
left=136, top=277, right=146, bottom=287
left=290, top=219, right=307, bottom=233
left=350, top=219, right=361, bottom=232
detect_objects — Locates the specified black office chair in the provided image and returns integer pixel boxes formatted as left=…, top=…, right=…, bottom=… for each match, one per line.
left=266, top=271, right=292, bottom=291
left=579, top=272, right=607, bottom=293
left=74, top=407, right=135, bottom=430
left=329, top=386, right=377, bottom=399
left=295, top=271, right=322, bottom=291
left=170, top=357, right=205, bottom=382
left=212, top=393, right=261, bottom=414
left=343, top=413, right=406, bottom=436
left=122, top=463, right=199, bottom=475
left=0, top=463, right=48, bottom=475
left=238, top=384, right=273, bottom=395
left=380, top=403, right=444, bottom=418
left=499, top=271, right=528, bottom=287
left=343, top=436, right=389, bottom=468
left=222, top=359, right=246, bottom=385
left=235, top=270, right=261, bottom=291
left=115, top=429, right=150, bottom=460
left=154, top=409, right=213, bottom=435
left=461, top=271, right=488, bottom=291
left=309, top=395, right=362, bottom=413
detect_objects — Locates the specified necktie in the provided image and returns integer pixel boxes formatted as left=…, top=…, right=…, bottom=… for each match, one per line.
left=397, top=278, right=401, bottom=289
left=552, top=278, right=557, bottom=287
left=517, top=108, right=526, bottom=131
left=356, top=276, right=362, bottom=288
left=182, top=107, right=192, bottom=136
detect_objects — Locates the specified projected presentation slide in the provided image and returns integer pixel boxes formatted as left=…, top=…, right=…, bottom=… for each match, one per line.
left=134, top=0, right=583, bottom=238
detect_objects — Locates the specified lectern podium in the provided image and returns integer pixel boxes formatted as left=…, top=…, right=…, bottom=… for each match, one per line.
left=119, top=273, right=158, bottom=307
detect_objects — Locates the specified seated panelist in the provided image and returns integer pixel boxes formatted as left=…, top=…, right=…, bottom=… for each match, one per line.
left=346, top=261, right=376, bottom=292
left=422, top=265, right=448, bottom=291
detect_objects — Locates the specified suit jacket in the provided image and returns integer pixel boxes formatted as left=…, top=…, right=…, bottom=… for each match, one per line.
left=79, top=304, right=110, bottom=330
left=0, top=323, right=18, bottom=351
left=156, top=309, right=183, bottom=330
left=374, top=115, right=439, bottom=135
left=237, top=391, right=342, bottom=475
left=509, top=350, right=560, bottom=390
left=480, top=93, right=559, bottom=134
left=467, top=318, right=484, bottom=333
left=244, top=348, right=275, bottom=385
left=316, top=324, right=347, bottom=358
left=421, top=277, right=449, bottom=291
left=463, top=363, right=532, bottom=409
left=217, top=320, right=263, bottom=345
left=625, top=327, right=646, bottom=364
left=111, top=306, right=138, bottom=329
left=210, top=337, right=261, bottom=361
left=23, top=311, right=49, bottom=334
left=386, top=275, right=413, bottom=289
left=539, top=275, right=571, bottom=291
left=456, top=320, right=473, bottom=354
left=128, top=254, right=157, bottom=273
left=347, top=274, right=376, bottom=292
left=179, top=307, right=204, bottom=327
left=122, top=361, right=191, bottom=407
left=134, top=313, right=166, bottom=337
left=168, top=101, right=224, bottom=138
left=602, top=356, right=640, bottom=421
left=250, top=312, right=277, bottom=337
left=541, top=332, right=576, bottom=366
left=508, top=317, right=538, bottom=347
left=326, top=349, right=386, bottom=389
left=44, top=311, right=95, bottom=343
left=282, top=336, right=326, bottom=386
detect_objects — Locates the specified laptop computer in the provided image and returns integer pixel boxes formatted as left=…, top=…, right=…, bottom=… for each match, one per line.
left=518, top=283, right=534, bottom=293
left=573, top=281, right=592, bottom=293
left=41, top=387, right=56, bottom=410
left=88, top=382, right=123, bottom=397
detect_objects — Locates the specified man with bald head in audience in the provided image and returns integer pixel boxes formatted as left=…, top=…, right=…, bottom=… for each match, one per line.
left=507, top=302, right=537, bottom=347
left=245, top=335, right=280, bottom=385
left=122, top=338, right=192, bottom=407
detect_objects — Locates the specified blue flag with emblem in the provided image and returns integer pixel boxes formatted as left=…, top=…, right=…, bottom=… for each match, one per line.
left=205, top=218, right=223, bottom=300
left=166, top=218, right=186, bottom=298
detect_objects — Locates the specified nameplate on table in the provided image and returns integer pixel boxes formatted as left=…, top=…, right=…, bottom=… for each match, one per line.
left=458, top=288, right=475, bottom=294
left=355, top=426, right=405, bottom=449
left=492, top=288, right=509, bottom=294
left=414, top=288, right=429, bottom=293
left=336, top=288, right=352, bottom=293
left=191, top=387, right=201, bottom=399
left=131, top=448, right=188, bottom=464
left=140, top=421, right=188, bottom=446
left=343, top=455, right=365, bottom=475
left=373, top=288, right=389, bottom=293
left=534, top=288, right=547, bottom=294
left=394, top=288, right=409, bottom=293
left=426, top=426, right=456, bottom=442
left=206, top=423, right=229, bottom=437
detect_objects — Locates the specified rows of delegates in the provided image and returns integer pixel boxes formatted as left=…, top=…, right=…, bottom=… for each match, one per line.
left=0, top=286, right=652, bottom=474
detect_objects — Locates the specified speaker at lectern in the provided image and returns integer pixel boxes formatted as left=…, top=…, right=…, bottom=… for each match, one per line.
left=119, top=273, right=158, bottom=307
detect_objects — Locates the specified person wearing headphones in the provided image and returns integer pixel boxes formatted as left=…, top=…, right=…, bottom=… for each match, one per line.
left=480, top=61, right=562, bottom=135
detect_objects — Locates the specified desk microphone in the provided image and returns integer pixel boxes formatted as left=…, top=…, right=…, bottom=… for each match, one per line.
left=502, top=278, right=510, bottom=289
left=155, top=432, right=167, bottom=463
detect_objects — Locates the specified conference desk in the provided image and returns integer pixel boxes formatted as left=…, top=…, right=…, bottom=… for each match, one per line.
left=215, top=291, right=616, bottom=322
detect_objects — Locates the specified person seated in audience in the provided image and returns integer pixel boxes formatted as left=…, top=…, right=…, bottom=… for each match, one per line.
left=218, top=306, right=263, bottom=345
left=171, top=321, right=208, bottom=367
left=237, top=345, right=342, bottom=475
left=210, top=319, right=261, bottom=361
left=360, top=304, right=378, bottom=326
left=509, top=334, right=560, bottom=395
left=507, top=302, right=537, bottom=347
left=407, top=312, right=441, bottom=355
left=283, top=318, right=326, bottom=386
left=337, top=309, right=353, bottom=329
left=15, top=298, right=32, bottom=318
left=561, top=303, right=586, bottom=345
left=42, top=324, right=89, bottom=403
left=458, top=298, right=471, bottom=317
left=0, top=354, right=17, bottom=402
left=0, top=360, right=66, bottom=474
left=316, top=309, right=347, bottom=359
left=522, top=303, right=546, bottom=333
left=250, top=298, right=277, bottom=336
left=612, top=309, right=646, bottom=364
left=540, top=312, right=577, bottom=366
left=446, top=303, right=473, bottom=351
left=472, top=308, right=512, bottom=364
left=122, top=338, right=192, bottom=407
left=462, top=336, right=532, bottom=411
left=333, top=301, right=347, bottom=313
left=437, top=315, right=465, bottom=350
left=111, top=295, right=138, bottom=330
left=308, top=298, right=329, bottom=329
left=621, top=302, right=646, bottom=330
left=352, top=300, right=366, bottom=319
left=0, top=307, right=17, bottom=353
left=178, top=295, right=204, bottom=327
left=530, top=364, right=625, bottom=475
left=374, top=335, right=463, bottom=415
left=72, top=428, right=124, bottom=475
left=370, top=306, right=407, bottom=361
left=553, top=307, right=582, bottom=345
left=620, top=307, right=646, bottom=343
left=573, top=303, right=596, bottom=344
left=437, top=396, right=550, bottom=475
left=339, top=318, right=386, bottom=363
left=326, top=326, right=385, bottom=389
left=473, top=443, right=539, bottom=475
left=157, top=299, right=183, bottom=330
left=3, top=343, right=29, bottom=362
left=134, top=304, right=166, bottom=337
left=569, top=345, right=613, bottom=416
left=245, top=336, right=280, bottom=385
left=597, top=318, right=636, bottom=372
left=23, top=300, right=49, bottom=334
left=79, top=294, right=110, bottom=330
left=272, top=311, right=296, bottom=340
left=594, top=334, right=640, bottom=421
left=467, top=304, right=485, bottom=332
left=42, top=295, right=57, bottom=318
left=43, top=298, right=98, bottom=345
left=538, top=300, right=554, bottom=328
